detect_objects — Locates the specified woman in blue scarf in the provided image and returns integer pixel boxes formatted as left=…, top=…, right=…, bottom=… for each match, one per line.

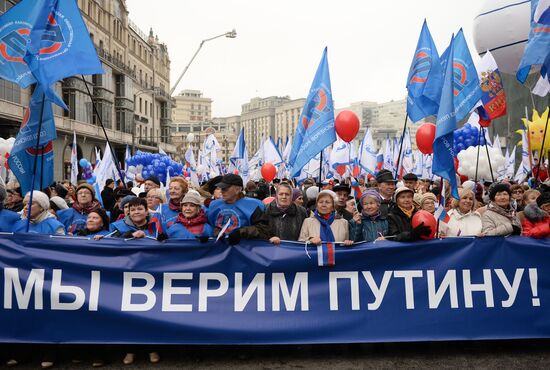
left=298, top=190, right=353, bottom=245
left=349, top=189, right=388, bottom=242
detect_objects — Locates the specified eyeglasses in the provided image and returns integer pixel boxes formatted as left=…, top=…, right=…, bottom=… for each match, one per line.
left=77, top=191, right=91, bottom=196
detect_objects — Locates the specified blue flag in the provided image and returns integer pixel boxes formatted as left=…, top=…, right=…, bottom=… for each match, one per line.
left=518, top=0, right=550, bottom=82
left=406, top=20, right=443, bottom=122
left=288, top=48, right=336, bottom=177
left=0, top=0, right=103, bottom=108
left=8, top=86, right=56, bottom=195
left=433, top=37, right=459, bottom=199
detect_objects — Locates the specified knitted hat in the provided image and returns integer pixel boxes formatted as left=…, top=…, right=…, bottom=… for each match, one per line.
left=306, top=186, right=319, bottom=201
left=90, top=208, right=110, bottom=230
left=462, top=180, right=476, bottom=192
left=120, top=195, right=136, bottom=209
left=49, top=196, right=69, bottom=211
left=394, top=186, right=414, bottom=200
left=292, top=188, right=303, bottom=201
left=25, top=191, right=50, bottom=211
left=420, top=192, right=438, bottom=206
left=360, top=189, right=382, bottom=205
left=317, top=189, right=337, bottom=203
left=181, top=192, right=202, bottom=206
left=488, top=182, right=511, bottom=201
left=536, top=191, right=550, bottom=207
left=76, top=183, right=95, bottom=197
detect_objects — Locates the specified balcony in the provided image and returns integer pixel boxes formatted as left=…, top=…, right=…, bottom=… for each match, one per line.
left=134, top=114, right=149, bottom=124
left=95, top=46, right=136, bottom=79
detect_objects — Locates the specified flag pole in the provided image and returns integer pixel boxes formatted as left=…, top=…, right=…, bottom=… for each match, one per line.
left=26, top=93, right=47, bottom=232
left=318, top=150, right=323, bottom=191
left=394, top=115, right=408, bottom=179
left=435, top=176, right=444, bottom=238
left=81, top=75, right=126, bottom=187
left=39, top=145, right=45, bottom=190
left=474, top=127, right=482, bottom=184
left=483, top=127, right=495, bottom=183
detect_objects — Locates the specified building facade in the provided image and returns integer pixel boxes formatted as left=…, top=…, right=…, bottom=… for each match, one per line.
left=274, top=98, right=305, bottom=145
left=171, top=89, right=213, bottom=133
left=0, top=0, right=174, bottom=182
left=240, top=96, right=291, bottom=154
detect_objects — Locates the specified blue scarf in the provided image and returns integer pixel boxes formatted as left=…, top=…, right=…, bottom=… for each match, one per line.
left=313, top=210, right=335, bottom=242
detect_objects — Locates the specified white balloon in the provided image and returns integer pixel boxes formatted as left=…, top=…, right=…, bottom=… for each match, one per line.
left=457, top=145, right=506, bottom=180
left=186, top=133, right=195, bottom=143
left=127, top=166, right=137, bottom=174
left=473, top=0, right=531, bottom=74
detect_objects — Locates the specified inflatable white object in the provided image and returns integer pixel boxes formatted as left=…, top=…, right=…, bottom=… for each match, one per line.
left=457, top=145, right=506, bottom=181
left=472, top=0, right=531, bottom=74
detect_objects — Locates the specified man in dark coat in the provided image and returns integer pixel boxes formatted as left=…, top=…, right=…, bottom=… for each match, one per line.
left=100, top=179, right=116, bottom=212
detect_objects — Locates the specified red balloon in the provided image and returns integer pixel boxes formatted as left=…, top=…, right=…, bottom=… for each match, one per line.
left=411, top=210, right=437, bottom=240
left=262, top=196, right=275, bottom=205
left=415, top=123, right=436, bottom=155
left=261, top=163, right=277, bottom=182
left=335, top=110, right=360, bottom=143
left=233, top=169, right=239, bottom=175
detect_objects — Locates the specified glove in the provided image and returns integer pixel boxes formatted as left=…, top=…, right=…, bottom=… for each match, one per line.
left=512, top=225, right=521, bottom=236
left=412, top=222, right=431, bottom=240
left=227, top=229, right=241, bottom=245
left=157, top=233, right=168, bottom=241
left=197, top=235, right=210, bottom=243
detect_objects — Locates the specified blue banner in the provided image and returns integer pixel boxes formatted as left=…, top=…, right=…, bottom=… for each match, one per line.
left=0, top=234, right=549, bottom=344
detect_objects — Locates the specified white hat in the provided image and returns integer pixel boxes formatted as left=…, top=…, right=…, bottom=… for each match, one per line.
left=317, top=189, right=337, bottom=203
left=49, top=196, right=69, bottom=210
left=25, top=191, right=50, bottom=211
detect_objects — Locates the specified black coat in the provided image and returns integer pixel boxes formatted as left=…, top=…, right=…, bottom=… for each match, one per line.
left=101, top=187, right=116, bottom=212
left=387, top=206, right=417, bottom=242
left=380, top=198, right=395, bottom=218
left=264, top=202, right=308, bottom=241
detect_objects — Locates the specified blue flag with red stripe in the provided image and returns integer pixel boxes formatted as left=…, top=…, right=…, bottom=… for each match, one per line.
left=7, top=85, right=56, bottom=195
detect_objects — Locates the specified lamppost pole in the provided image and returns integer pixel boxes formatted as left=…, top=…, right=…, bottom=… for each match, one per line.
left=169, top=29, right=237, bottom=96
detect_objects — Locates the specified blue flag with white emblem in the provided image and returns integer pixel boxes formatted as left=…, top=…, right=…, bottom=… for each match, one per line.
left=433, top=30, right=481, bottom=200
left=406, top=20, right=443, bottom=122
left=288, top=48, right=336, bottom=177
left=0, top=0, right=103, bottom=109
left=517, top=0, right=550, bottom=82
left=8, top=86, right=56, bottom=195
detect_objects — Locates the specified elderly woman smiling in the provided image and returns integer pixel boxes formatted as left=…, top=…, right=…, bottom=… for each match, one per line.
left=299, top=190, right=353, bottom=246
left=439, top=188, right=483, bottom=237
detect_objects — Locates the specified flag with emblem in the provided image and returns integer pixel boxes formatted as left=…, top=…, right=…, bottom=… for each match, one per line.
left=289, top=47, right=336, bottom=177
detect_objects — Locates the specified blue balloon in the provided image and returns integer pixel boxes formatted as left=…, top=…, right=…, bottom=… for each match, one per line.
left=142, top=170, right=149, bottom=178
left=464, top=138, right=473, bottom=147
left=79, top=159, right=88, bottom=168
left=456, top=143, right=465, bottom=152
left=456, top=135, right=464, bottom=143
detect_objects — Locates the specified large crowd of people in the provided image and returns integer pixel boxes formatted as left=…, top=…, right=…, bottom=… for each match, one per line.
left=1, top=169, right=549, bottom=367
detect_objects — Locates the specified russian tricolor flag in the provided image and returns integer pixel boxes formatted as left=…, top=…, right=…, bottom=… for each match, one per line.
left=317, top=242, right=335, bottom=266
left=434, top=182, right=450, bottom=223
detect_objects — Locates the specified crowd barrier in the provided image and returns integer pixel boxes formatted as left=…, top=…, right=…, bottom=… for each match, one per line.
left=0, top=233, right=549, bottom=344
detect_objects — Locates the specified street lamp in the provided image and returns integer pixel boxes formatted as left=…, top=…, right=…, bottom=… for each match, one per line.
left=169, top=29, right=237, bottom=96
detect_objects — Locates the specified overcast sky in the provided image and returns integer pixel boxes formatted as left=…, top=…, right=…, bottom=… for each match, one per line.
left=127, top=0, right=483, bottom=117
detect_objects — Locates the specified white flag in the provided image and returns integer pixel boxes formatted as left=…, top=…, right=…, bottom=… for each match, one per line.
left=70, top=131, right=78, bottom=186
left=358, top=128, right=377, bottom=175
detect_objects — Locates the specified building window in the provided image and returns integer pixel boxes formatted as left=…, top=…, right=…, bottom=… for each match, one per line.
left=139, top=97, right=142, bottom=113
left=0, top=79, right=21, bottom=104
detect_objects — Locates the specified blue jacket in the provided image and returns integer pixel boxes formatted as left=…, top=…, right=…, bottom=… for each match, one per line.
left=349, top=213, right=388, bottom=242
left=166, top=222, right=213, bottom=239
left=0, top=209, right=21, bottom=232
left=109, top=216, right=163, bottom=238
left=13, top=217, right=65, bottom=235
left=57, top=208, right=88, bottom=234
left=74, top=229, right=111, bottom=238
left=156, top=204, right=179, bottom=228
left=208, top=197, right=265, bottom=231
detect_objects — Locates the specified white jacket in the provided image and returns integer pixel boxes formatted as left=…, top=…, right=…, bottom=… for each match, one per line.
left=439, top=208, right=482, bottom=237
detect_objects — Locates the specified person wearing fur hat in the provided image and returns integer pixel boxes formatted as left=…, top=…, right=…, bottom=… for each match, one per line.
left=165, top=192, right=212, bottom=239
left=57, top=183, right=102, bottom=235
left=522, top=191, right=550, bottom=238
left=13, top=191, right=65, bottom=235
left=387, top=187, right=431, bottom=241
left=0, top=183, right=20, bottom=232
left=349, top=189, right=388, bottom=242
left=299, top=190, right=353, bottom=245
left=74, top=208, right=111, bottom=238
left=481, top=182, right=522, bottom=236
left=439, top=188, right=483, bottom=237
left=156, top=177, right=189, bottom=228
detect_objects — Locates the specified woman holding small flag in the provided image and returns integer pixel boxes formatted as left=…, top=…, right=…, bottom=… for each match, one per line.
left=349, top=190, right=388, bottom=242
left=298, top=190, right=353, bottom=246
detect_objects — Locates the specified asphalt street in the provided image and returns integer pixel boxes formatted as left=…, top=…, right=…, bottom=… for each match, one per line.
left=3, top=340, right=550, bottom=369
